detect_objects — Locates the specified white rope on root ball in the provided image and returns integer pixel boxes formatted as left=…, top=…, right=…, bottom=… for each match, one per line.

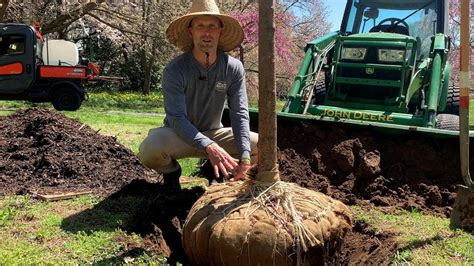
left=182, top=180, right=353, bottom=265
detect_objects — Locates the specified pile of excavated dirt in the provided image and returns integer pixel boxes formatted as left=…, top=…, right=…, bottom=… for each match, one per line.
left=2, top=108, right=463, bottom=264
left=276, top=120, right=469, bottom=217
left=0, top=108, right=157, bottom=196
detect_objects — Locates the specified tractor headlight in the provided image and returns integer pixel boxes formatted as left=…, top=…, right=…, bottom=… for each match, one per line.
left=378, top=49, right=405, bottom=62
left=341, top=47, right=367, bottom=61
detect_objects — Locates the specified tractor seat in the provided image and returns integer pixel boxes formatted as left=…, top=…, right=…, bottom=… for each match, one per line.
left=369, top=24, right=409, bottom=35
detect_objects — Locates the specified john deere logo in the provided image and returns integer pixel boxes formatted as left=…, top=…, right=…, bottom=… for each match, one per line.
left=366, top=67, right=374, bottom=74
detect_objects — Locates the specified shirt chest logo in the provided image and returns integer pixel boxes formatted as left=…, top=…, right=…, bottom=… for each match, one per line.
left=215, top=81, right=227, bottom=92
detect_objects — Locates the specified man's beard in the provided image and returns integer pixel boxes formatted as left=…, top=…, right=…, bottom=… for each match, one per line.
left=198, top=40, right=215, bottom=53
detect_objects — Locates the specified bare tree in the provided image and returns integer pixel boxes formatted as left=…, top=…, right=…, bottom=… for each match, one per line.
left=1, top=0, right=186, bottom=94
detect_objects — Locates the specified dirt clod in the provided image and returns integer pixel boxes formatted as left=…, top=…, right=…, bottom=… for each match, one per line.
left=277, top=120, right=466, bottom=217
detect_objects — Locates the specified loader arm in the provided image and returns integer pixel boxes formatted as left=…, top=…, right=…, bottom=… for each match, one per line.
left=425, top=34, right=449, bottom=128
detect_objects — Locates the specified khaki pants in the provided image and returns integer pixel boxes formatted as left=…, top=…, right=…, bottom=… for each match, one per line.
left=138, top=127, right=258, bottom=173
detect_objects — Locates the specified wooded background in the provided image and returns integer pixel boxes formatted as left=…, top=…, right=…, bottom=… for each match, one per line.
left=0, top=0, right=469, bottom=99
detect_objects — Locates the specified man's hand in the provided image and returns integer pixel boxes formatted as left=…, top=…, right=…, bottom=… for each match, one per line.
left=205, top=143, right=238, bottom=178
left=229, top=162, right=251, bottom=181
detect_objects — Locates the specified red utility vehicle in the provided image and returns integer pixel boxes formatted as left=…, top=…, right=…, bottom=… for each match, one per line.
left=0, top=23, right=99, bottom=110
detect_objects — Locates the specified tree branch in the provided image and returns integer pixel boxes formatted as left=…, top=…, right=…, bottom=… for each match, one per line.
left=94, top=7, right=138, bottom=24
left=0, top=0, right=9, bottom=22
left=87, top=12, right=159, bottom=39
left=240, top=0, right=256, bottom=11
left=41, top=0, right=107, bottom=35
left=282, top=0, right=300, bottom=14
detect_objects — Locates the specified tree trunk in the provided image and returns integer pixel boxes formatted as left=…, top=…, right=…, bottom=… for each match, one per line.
left=143, top=40, right=157, bottom=95
left=239, top=44, right=244, bottom=65
left=143, top=58, right=153, bottom=95
left=257, top=0, right=279, bottom=182
left=140, top=0, right=150, bottom=94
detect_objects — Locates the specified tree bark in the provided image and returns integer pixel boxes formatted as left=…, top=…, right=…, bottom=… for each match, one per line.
left=257, top=0, right=279, bottom=182
left=143, top=58, right=153, bottom=95
left=143, top=39, right=157, bottom=96
left=140, top=0, right=151, bottom=95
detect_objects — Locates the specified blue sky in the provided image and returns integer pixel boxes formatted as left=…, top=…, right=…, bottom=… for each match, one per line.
left=326, top=0, right=347, bottom=31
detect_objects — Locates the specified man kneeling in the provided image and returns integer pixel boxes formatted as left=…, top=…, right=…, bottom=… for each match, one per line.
left=138, top=0, right=258, bottom=189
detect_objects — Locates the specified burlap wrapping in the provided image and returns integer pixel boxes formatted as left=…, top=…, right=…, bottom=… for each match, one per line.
left=182, top=181, right=352, bottom=265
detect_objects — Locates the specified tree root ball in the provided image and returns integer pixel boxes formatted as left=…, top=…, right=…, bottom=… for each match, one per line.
left=182, top=181, right=353, bottom=265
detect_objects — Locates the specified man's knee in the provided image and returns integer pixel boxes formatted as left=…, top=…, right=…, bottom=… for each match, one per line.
left=137, top=128, right=171, bottom=170
left=138, top=141, right=180, bottom=173
left=138, top=137, right=163, bottom=168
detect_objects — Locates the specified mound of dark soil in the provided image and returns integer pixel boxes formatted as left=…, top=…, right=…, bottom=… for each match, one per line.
left=277, top=121, right=467, bottom=217
left=0, top=108, right=157, bottom=196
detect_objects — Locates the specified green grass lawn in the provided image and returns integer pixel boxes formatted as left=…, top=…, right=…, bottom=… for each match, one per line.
left=0, top=95, right=473, bottom=264
left=0, top=91, right=165, bottom=113
left=65, top=110, right=161, bottom=154
left=352, top=207, right=473, bottom=264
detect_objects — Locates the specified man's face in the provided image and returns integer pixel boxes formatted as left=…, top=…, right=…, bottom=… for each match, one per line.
left=189, top=16, right=222, bottom=53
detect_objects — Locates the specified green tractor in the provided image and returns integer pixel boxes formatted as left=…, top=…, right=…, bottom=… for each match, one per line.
left=280, top=0, right=462, bottom=135
left=269, top=0, right=473, bottom=227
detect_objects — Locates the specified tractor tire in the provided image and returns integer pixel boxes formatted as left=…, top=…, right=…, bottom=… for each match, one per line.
left=52, top=87, right=82, bottom=111
left=445, top=86, right=460, bottom=115
left=435, top=114, right=459, bottom=131
left=313, top=80, right=327, bottom=105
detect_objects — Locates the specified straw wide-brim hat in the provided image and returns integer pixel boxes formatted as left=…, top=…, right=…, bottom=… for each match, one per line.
left=166, top=0, right=244, bottom=52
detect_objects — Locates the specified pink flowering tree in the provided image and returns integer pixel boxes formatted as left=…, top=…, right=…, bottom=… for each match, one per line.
left=231, top=1, right=330, bottom=100
left=447, top=0, right=473, bottom=84
left=447, top=0, right=461, bottom=83
left=232, top=8, right=295, bottom=74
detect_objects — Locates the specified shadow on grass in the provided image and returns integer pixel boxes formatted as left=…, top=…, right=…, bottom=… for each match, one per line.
left=61, top=179, right=205, bottom=265
left=396, top=234, right=448, bottom=254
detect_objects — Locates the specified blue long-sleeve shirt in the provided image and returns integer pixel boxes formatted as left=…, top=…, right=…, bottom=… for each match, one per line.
left=162, top=51, right=251, bottom=160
